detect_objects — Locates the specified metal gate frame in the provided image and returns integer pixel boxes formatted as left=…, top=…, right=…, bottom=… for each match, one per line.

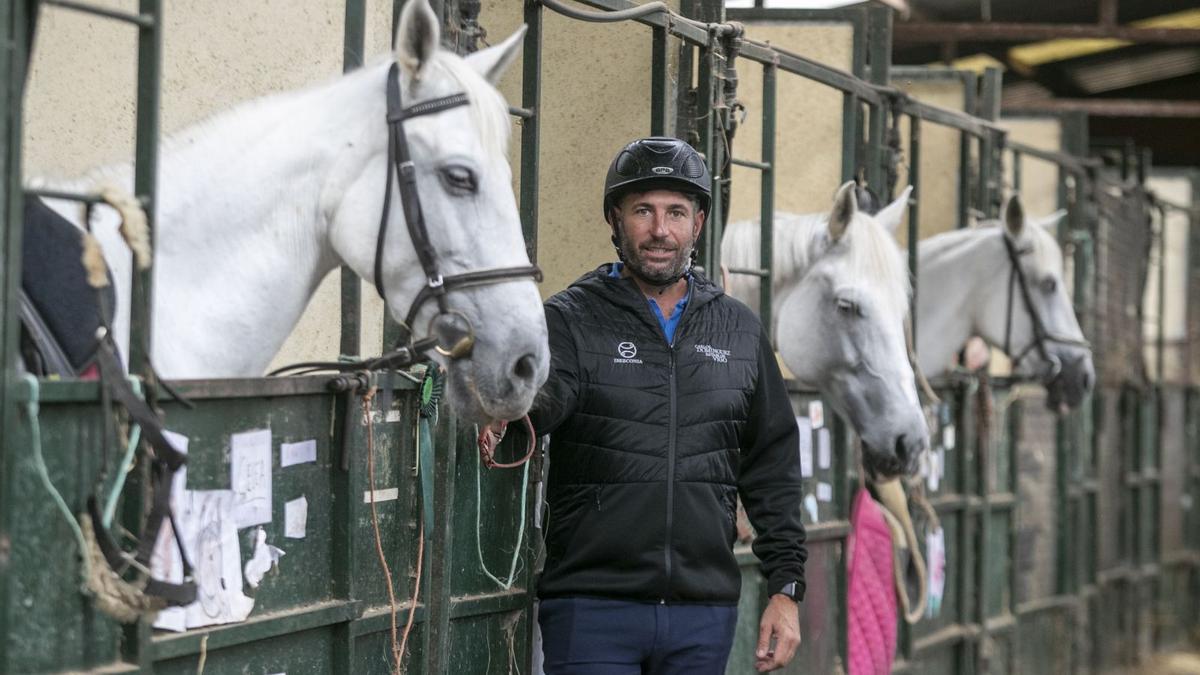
left=1, top=1, right=546, bottom=672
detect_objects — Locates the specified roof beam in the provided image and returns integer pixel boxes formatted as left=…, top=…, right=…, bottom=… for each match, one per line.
left=894, top=22, right=1200, bottom=44
left=1002, top=98, right=1200, bottom=118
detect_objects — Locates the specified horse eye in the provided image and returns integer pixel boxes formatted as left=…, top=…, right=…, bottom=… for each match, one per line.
left=439, top=165, right=477, bottom=195
left=1041, top=277, right=1057, bottom=294
left=836, top=298, right=860, bottom=316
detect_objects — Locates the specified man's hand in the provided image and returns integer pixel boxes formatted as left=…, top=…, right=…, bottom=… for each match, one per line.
left=755, top=594, right=801, bottom=672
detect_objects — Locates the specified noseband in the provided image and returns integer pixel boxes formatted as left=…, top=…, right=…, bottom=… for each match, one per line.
left=374, top=62, right=542, bottom=359
left=1001, top=232, right=1089, bottom=380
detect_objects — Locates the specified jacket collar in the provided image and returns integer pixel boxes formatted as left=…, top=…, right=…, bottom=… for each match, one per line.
left=572, top=263, right=723, bottom=314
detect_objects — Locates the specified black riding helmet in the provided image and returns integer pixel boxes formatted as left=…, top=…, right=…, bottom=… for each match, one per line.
left=602, top=137, right=711, bottom=222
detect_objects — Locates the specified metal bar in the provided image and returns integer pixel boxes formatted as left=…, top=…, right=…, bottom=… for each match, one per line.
left=22, top=186, right=110, bottom=205
left=150, top=600, right=362, bottom=660
left=978, top=68, right=1003, bottom=219
left=519, top=0, right=542, bottom=262
left=126, top=0, right=160, bottom=378
left=340, top=0, right=366, bottom=356
left=907, top=114, right=920, bottom=348
left=697, top=43, right=717, bottom=273
left=893, top=21, right=1200, bottom=44
left=0, top=2, right=32, bottom=671
left=730, top=157, right=771, bottom=171
left=959, top=71, right=977, bottom=228
left=507, top=106, right=534, bottom=119
left=759, top=65, right=776, bottom=333
left=650, top=25, right=669, bottom=136
left=866, top=5, right=891, bottom=194
left=426, top=416, right=458, bottom=674
left=1011, top=149, right=1022, bottom=197
left=1005, top=98, right=1200, bottom=118
left=1007, top=139, right=1100, bottom=175
left=42, top=0, right=153, bottom=26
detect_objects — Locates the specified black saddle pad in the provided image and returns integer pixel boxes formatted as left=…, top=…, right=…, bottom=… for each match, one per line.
left=21, top=195, right=116, bottom=375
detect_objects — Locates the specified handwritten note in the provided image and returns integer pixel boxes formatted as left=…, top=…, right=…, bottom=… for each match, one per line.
left=816, top=482, right=833, bottom=502
left=151, top=431, right=190, bottom=632
left=808, top=401, right=824, bottom=429
left=285, top=496, right=308, bottom=539
left=817, top=428, right=831, bottom=470
left=796, top=416, right=813, bottom=478
left=280, top=439, right=317, bottom=468
left=231, top=429, right=272, bottom=528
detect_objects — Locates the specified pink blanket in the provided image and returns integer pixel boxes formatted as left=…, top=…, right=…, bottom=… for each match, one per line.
left=847, top=488, right=897, bottom=675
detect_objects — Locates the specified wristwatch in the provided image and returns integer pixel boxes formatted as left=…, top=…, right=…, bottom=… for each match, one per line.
left=776, top=581, right=800, bottom=601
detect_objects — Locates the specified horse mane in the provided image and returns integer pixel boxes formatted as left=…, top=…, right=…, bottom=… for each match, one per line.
left=723, top=208, right=911, bottom=312
left=421, top=51, right=511, bottom=158
left=922, top=219, right=1064, bottom=274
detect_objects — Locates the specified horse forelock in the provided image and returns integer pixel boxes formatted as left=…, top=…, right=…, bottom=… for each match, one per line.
left=420, top=52, right=511, bottom=159
left=828, top=211, right=911, bottom=314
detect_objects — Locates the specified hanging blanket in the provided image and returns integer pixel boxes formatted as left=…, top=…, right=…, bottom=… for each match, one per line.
left=847, top=488, right=897, bottom=675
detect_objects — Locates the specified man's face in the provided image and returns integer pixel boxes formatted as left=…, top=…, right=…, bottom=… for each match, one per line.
left=611, top=189, right=705, bottom=285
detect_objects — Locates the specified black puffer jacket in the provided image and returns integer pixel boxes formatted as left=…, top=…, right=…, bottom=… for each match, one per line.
left=531, top=265, right=806, bottom=604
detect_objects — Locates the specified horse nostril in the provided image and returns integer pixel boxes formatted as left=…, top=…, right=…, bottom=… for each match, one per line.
left=513, top=353, right=537, bottom=382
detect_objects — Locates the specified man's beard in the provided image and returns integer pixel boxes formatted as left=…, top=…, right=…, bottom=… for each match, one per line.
left=615, top=224, right=695, bottom=286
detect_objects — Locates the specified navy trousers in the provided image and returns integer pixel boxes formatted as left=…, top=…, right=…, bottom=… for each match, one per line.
left=538, top=597, right=739, bottom=675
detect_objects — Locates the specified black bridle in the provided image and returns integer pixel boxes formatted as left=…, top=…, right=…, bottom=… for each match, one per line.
left=374, top=62, right=542, bottom=360
left=1001, top=232, right=1090, bottom=380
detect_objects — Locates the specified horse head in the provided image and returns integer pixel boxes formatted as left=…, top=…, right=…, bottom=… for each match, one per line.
left=775, top=182, right=928, bottom=478
left=976, top=196, right=1094, bottom=410
left=328, top=0, right=548, bottom=425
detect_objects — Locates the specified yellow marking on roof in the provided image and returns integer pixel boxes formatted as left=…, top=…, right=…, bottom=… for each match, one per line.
left=1008, top=9, right=1200, bottom=76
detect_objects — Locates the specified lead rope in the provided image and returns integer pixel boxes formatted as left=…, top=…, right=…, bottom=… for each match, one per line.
left=474, top=416, right=537, bottom=590
left=362, top=386, right=416, bottom=674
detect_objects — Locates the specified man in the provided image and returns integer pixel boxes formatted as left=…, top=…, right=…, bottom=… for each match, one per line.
left=505, top=137, right=806, bottom=674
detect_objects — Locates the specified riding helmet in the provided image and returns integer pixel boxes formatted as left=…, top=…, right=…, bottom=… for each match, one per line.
left=602, top=137, right=711, bottom=221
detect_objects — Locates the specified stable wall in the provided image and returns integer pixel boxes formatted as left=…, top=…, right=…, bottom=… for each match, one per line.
left=726, top=22, right=854, bottom=227
left=23, top=0, right=397, bottom=371
left=892, top=71, right=968, bottom=247
left=1144, top=172, right=1193, bottom=384
left=23, top=1, right=678, bottom=370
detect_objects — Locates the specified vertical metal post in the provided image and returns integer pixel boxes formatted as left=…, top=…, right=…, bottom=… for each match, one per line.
left=340, top=0, right=367, bottom=356
left=1011, top=150, right=1022, bottom=200
left=126, top=0, right=162, bottom=376
left=867, top=7, right=891, bottom=187
left=958, top=71, right=977, bottom=228
left=908, top=114, right=921, bottom=348
left=0, top=3, right=34, bottom=671
left=977, top=67, right=1002, bottom=219
left=865, top=6, right=890, bottom=193
left=759, top=65, right=776, bottom=333
left=519, top=0, right=542, bottom=261
left=650, top=26, right=669, bottom=137
left=841, top=5, right=867, bottom=183
left=696, top=44, right=717, bottom=273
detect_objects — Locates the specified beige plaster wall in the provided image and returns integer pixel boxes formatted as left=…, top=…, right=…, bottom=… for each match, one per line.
left=478, top=1, right=677, bottom=298
left=1144, top=173, right=1192, bottom=382
left=999, top=117, right=1062, bottom=219
left=726, top=22, right=853, bottom=231
left=891, top=74, right=966, bottom=249
left=24, top=0, right=399, bottom=371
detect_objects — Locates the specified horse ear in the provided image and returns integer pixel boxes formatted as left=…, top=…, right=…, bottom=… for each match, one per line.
left=829, top=180, right=858, bottom=241
left=396, top=0, right=440, bottom=78
left=874, top=185, right=912, bottom=235
left=1003, top=194, right=1025, bottom=238
left=466, top=25, right=527, bottom=85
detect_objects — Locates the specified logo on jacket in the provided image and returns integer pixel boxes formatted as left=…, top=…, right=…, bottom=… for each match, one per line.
left=614, top=341, right=643, bottom=364
left=695, top=344, right=731, bottom=363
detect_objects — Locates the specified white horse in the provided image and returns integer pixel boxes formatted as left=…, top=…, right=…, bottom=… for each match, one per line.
left=722, top=182, right=927, bottom=477
left=916, top=196, right=1093, bottom=410
left=36, top=0, right=548, bottom=425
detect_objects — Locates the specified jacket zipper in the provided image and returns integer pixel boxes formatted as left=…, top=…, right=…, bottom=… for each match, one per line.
left=661, top=284, right=690, bottom=602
